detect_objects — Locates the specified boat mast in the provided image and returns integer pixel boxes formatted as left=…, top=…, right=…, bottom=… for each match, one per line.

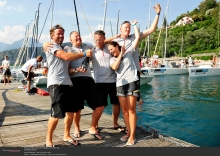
left=163, top=0, right=169, bottom=65
left=116, top=10, right=120, bottom=34
left=180, top=34, right=183, bottom=57
left=147, top=0, right=152, bottom=57
left=73, top=0, right=80, bottom=35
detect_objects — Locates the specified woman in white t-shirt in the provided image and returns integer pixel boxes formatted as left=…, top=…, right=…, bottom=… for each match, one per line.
left=108, top=20, right=140, bottom=146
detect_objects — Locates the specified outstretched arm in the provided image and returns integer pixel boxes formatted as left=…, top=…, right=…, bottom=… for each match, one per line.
left=131, top=20, right=140, bottom=49
left=43, top=42, right=93, bottom=61
left=141, top=3, right=161, bottom=39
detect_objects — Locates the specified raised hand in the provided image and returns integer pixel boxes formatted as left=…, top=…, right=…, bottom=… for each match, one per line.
left=131, top=20, right=138, bottom=26
left=121, top=45, right=126, bottom=56
left=153, top=3, right=161, bottom=14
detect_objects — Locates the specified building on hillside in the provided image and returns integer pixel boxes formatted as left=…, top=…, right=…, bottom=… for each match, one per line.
left=175, top=16, right=194, bottom=27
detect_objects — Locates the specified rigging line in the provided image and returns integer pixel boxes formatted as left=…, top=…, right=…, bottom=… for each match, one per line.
left=77, top=0, right=93, bottom=38
left=31, top=0, right=53, bottom=59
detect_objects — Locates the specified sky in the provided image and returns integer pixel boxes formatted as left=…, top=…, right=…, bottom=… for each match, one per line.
left=0, top=0, right=208, bottom=45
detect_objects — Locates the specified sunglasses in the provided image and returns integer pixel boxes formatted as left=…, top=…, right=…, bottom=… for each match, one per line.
left=53, top=25, right=60, bottom=29
left=121, top=21, right=131, bottom=26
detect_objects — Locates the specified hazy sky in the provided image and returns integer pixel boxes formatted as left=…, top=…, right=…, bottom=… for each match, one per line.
left=0, top=0, right=206, bottom=45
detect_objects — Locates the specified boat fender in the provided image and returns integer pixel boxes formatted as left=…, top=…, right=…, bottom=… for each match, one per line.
left=36, top=87, right=49, bottom=96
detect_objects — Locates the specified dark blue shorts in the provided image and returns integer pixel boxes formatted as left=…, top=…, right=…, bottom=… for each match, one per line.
left=96, top=83, right=119, bottom=105
left=48, top=85, right=75, bottom=119
left=71, top=77, right=105, bottom=112
left=21, top=70, right=34, bottom=81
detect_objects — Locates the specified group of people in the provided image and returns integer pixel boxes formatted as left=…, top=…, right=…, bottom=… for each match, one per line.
left=43, top=3, right=161, bottom=147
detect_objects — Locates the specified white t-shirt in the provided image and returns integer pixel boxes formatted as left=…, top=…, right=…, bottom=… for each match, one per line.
left=2, top=60, right=10, bottom=69
left=21, top=59, right=38, bottom=72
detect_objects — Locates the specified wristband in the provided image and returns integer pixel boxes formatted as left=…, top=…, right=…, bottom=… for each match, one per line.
left=157, top=12, right=160, bottom=16
left=131, top=23, right=137, bottom=26
left=83, top=51, right=86, bottom=57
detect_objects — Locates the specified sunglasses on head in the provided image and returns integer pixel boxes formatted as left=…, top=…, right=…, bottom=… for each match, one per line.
left=121, top=21, right=130, bottom=26
left=53, top=25, right=60, bottom=29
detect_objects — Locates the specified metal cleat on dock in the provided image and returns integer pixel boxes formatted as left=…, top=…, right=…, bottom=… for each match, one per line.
left=145, top=125, right=161, bottom=137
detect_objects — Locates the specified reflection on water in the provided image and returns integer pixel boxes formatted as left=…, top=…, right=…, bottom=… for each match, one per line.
left=39, top=75, right=220, bottom=147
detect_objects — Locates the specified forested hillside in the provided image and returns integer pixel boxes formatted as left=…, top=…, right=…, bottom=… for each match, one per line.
left=138, top=0, right=220, bottom=60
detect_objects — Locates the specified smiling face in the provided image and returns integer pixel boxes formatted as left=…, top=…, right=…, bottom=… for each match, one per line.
left=70, top=31, right=82, bottom=47
left=94, top=34, right=105, bottom=49
left=108, top=44, right=120, bottom=57
left=51, top=29, right=64, bottom=44
left=120, top=22, right=131, bottom=38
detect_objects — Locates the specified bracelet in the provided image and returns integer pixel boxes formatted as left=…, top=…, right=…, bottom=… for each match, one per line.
left=131, top=23, right=137, bottom=26
left=83, top=51, right=86, bottom=57
left=157, top=12, right=160, bottom=16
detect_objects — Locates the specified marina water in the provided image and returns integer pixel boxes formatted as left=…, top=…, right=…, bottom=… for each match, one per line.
left=39, top=74, right=220, bottom=147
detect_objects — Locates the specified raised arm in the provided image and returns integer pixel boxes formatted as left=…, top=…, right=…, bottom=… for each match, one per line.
left=141, top=3, right=161, bottom=39
left=131, top=20, right=140, bottom=49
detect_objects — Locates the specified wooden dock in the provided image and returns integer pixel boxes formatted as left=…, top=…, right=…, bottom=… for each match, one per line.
left=0, top=82, right=198, bottom=148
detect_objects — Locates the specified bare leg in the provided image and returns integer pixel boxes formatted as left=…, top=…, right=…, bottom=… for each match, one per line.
left=27, top=81, right=31, bottom=92
left=63, top=112, right=74, bottom=140
left=8, top=76, right=10, bottom=85
left=127, top=95, right=137, bottom=143
left=4, top=76, right=6, bottom=85
left=118, top=96, right=130, bottom=137
left=89, top=106, right=104, bottom=134
left=112, top=104, right=120, bottom=127
left=46, top=117, right=59, bottom=146
left=73, top=110, right=81, bottom=135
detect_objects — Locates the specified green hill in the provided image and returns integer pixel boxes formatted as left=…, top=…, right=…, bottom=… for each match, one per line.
left=138, top=0, right=220, bottom=60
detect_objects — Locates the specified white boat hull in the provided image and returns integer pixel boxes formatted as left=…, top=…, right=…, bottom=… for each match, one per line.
left=149, top=68, right=188, bottom=75
left=140, top=75, right=153, bottom=85
left=188, top=66, right=220, bottom=77
left=33, top=76, right=47, bottom=85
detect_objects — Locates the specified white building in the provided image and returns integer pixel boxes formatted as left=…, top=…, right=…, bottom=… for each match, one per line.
left=175, top=16, right=194, bottom=27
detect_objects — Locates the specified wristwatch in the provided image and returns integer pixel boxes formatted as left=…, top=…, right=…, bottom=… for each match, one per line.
left=73, top=68, right=78, bottom=73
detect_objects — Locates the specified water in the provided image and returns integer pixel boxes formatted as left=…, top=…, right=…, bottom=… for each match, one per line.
left=39, top=75, right=220, bottom=147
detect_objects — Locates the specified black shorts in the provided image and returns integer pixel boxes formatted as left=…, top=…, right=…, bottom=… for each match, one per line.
left=71, top=77, right=105, bottom=112
left=96, top=83, right=119, bottom=106
left=116, top=81, right=140, bottom=97
left=3, top=68, right=11, bottom=76
left=21, top=70, right=34, bottom=81
left=48, top=85, right=75, bottom=119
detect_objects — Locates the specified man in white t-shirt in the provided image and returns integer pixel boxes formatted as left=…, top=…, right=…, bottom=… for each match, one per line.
left=21, top=55, right=43, bottom=94
left=2, top=55, right=11, bottom=85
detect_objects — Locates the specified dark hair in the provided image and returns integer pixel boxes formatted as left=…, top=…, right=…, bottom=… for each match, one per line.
left=108, top=41, right=121, bottom=52
left=121, top=21, right=130, bottom=26
left=69, top=31, right=79, bottom=37
left=37, top=55, right=43, bottom=59
left=49, top=24, right=65, bottom=36
left=94, top=30, right=105, bottom=36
